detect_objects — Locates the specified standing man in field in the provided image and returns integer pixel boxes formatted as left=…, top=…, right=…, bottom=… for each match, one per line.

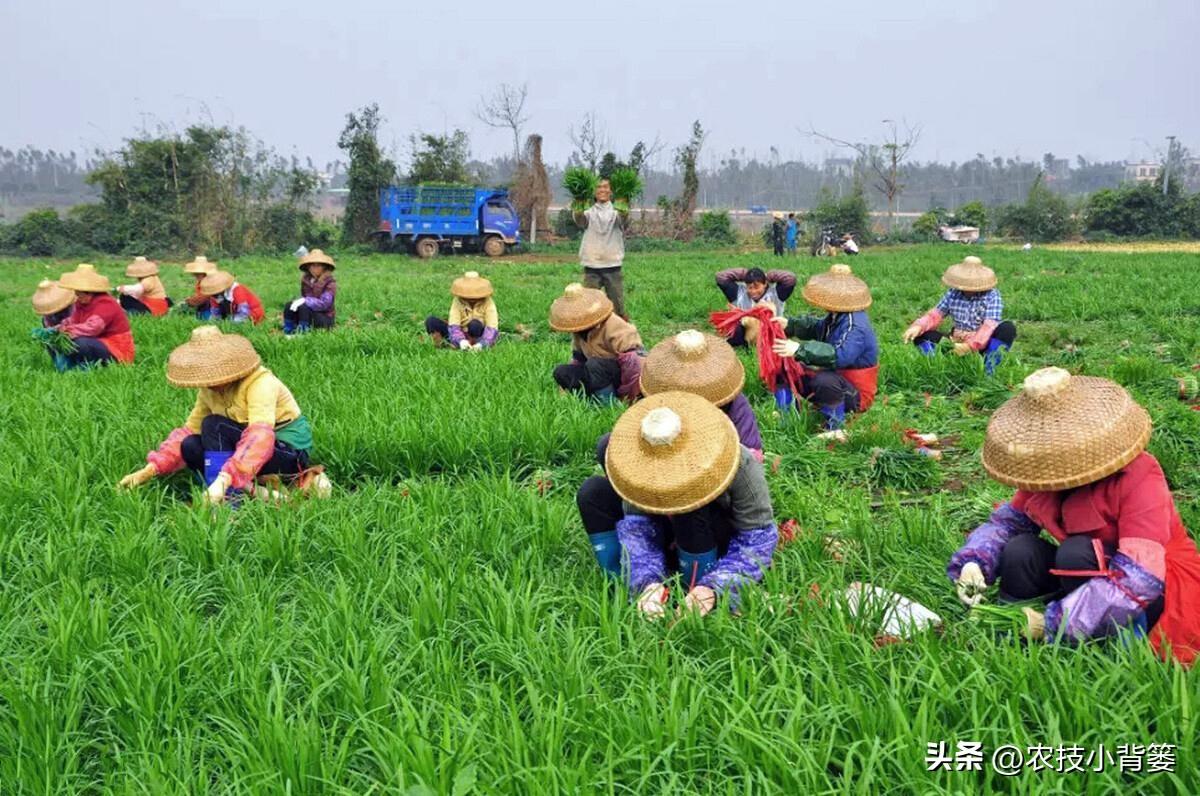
left=573, top=178, right=630, bottom=319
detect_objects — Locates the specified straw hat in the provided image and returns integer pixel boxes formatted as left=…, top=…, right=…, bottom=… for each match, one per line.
left=298, top=249, right=335, bottom=271
left=31, top=280, right=75, bottom=315
left=184, top=256, right=217, bottom=275
left=802, top=263, right=872, bottom=312
left=772, top=211, right=784, bottom=220
left=166, top=326, right=262, bottom=388
left=200, top=270, right=235, bottom=296
left=451, top=270, right=493, bottom=300
left=606, top=391, right=741, bottom=514
left=982, top=367, right=1152, bottom=492
left=125, top=256, right=159, bottom=278
left=58, top=263, right=110, bottom=293
left=640, top=330, right=745, bottom=407
left=942, top=255, right=997, bottom=292
left=549, top=283, right=613, bottom=332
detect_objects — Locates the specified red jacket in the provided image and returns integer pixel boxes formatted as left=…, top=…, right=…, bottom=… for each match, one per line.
left=210, top=283, right=265, bottom=324
left=60, top=294, right=135, bottom=363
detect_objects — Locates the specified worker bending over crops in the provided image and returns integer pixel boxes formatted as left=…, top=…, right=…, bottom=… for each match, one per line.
left=550, top=283, right=643, bottom=404
left=182, top=256, right=217, bottom=319
left=38, top=264, right=135, bottom=370
left=949, top=367, right=1200, bottom=663
left=200, top=270, right=265, bottom=324
left=902, top=256, right=1015, bottom=375
left=573, top=179, right=629, bottom=318
left=30, top=279, right=75, bottom=367
left=639, top=329, right=763, bottom=459
left=118, top=326, right=330, bottom=503
left=283, top=249, right=337, bottom=334
left=771, top=264, right=879, bottom=430
left=714, top=266, right=797, bottom=347
left=576, top=391, right=778, bottom=618
left=115, top=256, right=172, bottom=316
left=425, top=271, right=499, bottom=350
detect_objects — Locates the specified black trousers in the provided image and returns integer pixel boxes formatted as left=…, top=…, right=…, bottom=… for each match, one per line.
left=62, top=337, right=114, bottom=368
left=426, top=316, right=483, bottom=340
left=802, top=370, right=860, bottom=411
left=119, top=294, right=151, bottom=315
left=916, top=320, right=1017, bottom=348
left=554, top=356, right=621, bottom=396
left=576, top=475, right=733, bottom=555
left=283, top=303, right=334, bottom=329
left=179, top=415, right=309, bottom=479
left=997, top=534, right=1164, bottom=626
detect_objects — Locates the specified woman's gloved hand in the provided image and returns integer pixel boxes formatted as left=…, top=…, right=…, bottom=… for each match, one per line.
left=203, top=472, right=233, bottom=506
left=681, top=585, right=717, bottom=617
left=1024, top=607, right=1046, bottom=641
left=902, top=324, right=922, bottom=344
left=118, top=464, right=157, bottom=490
left=953, top=342, right=973, bottom=357
left=635, top=583, right=669, bottom=620
left=955, top=562, right=987, bottom=607
left=772, top=339, right=800, bottom=359
left=289, top=298, right=306, bottom=312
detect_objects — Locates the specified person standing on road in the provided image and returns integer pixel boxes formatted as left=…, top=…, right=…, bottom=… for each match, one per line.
left=771, top=212, right=785, bottom=256
left=785, top=213, right=798, bottom=255
left=573, top=178, right=630, bottom=319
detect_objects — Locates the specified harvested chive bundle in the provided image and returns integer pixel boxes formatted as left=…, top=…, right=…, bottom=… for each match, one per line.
left=31, top=327, right=78, bottom=354
left=968, top=603, right=1030, bottom=634
left=562, top=168, right=599, bottom=203
left=608, top=167, right=643, bottom=202
left=867, top=447, right=941, bottom=490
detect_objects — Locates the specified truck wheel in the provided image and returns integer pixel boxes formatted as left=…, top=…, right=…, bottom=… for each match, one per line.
left=415, top=238, right=439, bottom=259
left=483, top=236, right=506, bottom=257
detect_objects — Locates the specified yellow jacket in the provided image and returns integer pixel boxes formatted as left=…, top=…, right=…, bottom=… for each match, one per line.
left=448, top=296, right=499, bottom=329
left=184, top=367, right=301, bottom=431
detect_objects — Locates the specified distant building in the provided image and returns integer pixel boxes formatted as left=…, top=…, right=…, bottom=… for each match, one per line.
left=1124, top=161, right=1161, bottom=183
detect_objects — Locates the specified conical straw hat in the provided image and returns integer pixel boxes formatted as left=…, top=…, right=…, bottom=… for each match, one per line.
left=200, top=270, right=235, bottom=296
left=184, top=255, right=217, bottom=275
left=31, top=280, right=75, bottom=315
left=298, top=249, right=335, bottom=271
left=451, top=270, right=493, bottom=299
left=982, top=367, right=1151, bottom=492
left=606, top=391, right=742, bottom=514
left=640, top=330, right=745, bottom=407
left=166, top=326, right=262, bottom=388
left=549, top=283, right=613, bottom=332
left=125, top=256, right=159, bottom=278
left=942, top=255, right=997, bottom=292
left=58, top=263, right=110, bottom=293
left=802, top=263, right=872, bottom=312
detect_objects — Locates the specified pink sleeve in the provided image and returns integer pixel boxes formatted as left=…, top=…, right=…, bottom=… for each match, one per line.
left=1114, top=460, right=1174, bottom=579
left=912, top=308, right=945, bottom=334
left=146, top=427, right=192, bottom=475
left=967, top=319, right=999, bottom=350
left=61, top=315, right=106, bottom=338
left=616, top=351, right=644, bottom=400
left=222, top=422, right=276, bottom=490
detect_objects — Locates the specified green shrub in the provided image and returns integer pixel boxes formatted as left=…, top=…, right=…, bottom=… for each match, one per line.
left=695, top=210, right=736, bottom=244
left=993, top=175, right=1077, bottom=242
left=14, top=208, right=66, bottom=256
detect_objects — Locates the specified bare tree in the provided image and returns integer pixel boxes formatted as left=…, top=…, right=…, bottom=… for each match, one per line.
left=568, top=112, right=610, bottom=172
left=806, top=119, right=921, bottom=232
left=474, top=83, right=530, bottom=163
left=509, top=134, right=551, bottom=243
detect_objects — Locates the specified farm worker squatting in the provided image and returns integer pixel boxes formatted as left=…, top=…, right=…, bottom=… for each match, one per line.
left=902, top=255, right=1015, bottom=376
left=771, top=264, right=879, bottom=430
left=200, top=270, right=265, bottom=324
left=949, top=367, right=1200, bottom=663
left=714, top=266, right=797, bottom=348
left=183, top=256, right=217, bottom=319
left=576, top=391, right=778, bottom=618
left=115, top=256, right=172, bottom=316
left=118, top=326, right=330, bottom=503
left=550, top=283, right=644, bottom=405
left=573, top=178, right=629, bottom=319
left=425, top=271, right=500, bottom=350
left=40, top=264, right=135, bottom=370
left=283, top=249, right=337, bottom=334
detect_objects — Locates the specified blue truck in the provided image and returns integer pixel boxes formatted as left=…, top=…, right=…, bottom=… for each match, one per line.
left=376, top=185, right=520, bottom=258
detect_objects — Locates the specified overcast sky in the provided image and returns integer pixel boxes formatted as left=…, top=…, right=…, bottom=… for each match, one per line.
left=5, top=0, right=1197, bottom=169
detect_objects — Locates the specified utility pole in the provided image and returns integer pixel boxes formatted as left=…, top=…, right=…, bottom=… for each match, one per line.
left=1163, top=135, right=1176, bottom=196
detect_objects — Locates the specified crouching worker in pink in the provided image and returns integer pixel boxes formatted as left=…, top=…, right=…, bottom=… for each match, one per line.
left=118, top=326, right=330, bottom=504
left=948, top=367, right=1200, bottom=663
left=576, top=391, right=777, bottom=618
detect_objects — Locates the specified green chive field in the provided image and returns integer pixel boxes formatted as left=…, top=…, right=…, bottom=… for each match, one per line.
left=1, top=245, right=1198, bottom=794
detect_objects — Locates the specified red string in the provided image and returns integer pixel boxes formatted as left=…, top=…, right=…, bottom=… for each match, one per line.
left=710, top=305, right=805, bottom=395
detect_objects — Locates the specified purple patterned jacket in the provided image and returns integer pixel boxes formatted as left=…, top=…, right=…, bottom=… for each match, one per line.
left=301, top=274, right=337, bottom=321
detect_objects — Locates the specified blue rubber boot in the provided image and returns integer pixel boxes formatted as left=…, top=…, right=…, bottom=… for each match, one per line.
left=283, top=317, right=296, bottom=334
left=916, top=340, right=936, bottom=356
left=202, top=450, right=241, bottom=506
left=588, top=530, right=622, bottom=578
left=52, top=352, right=71, bottom=372
left=297, top=321, right=311, bottom=334
left=677, top=547, right=719, bottom=590
left=983, top=339, right=1009, bottom=376
left=818, top=403, right=846, bottom=430
left=773, top=385, right=795, bottom=412
left=590, top=386, right=618, bottom=406
left=196, top=307, right=212, bottom=321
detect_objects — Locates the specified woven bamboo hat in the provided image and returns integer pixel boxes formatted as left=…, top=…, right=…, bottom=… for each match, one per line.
left=802, top=263, right=872, bottom=312
left=942, top=255, right=997, bottom=292
left=58, top=263, right=110, bottom=293
left=982, top=367, right=1151, bottom=492
left=549, top=283, right=613, bottom=332
left=641, top=330, right=745, bottom=407
left=125, top=256, right=159, bottom=278
left=166, top=326, right=262, bottom=388
left=606, top=391, right=741, bottom=514
left=200, top=270, right=235, bottom=296
left=31, top=280, right=75, bottom=315
left=184, top=255, right=217, bottom=275
left=451, top=270, right=493, bottom=300
left=298, top=249, right=335, bottom=271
